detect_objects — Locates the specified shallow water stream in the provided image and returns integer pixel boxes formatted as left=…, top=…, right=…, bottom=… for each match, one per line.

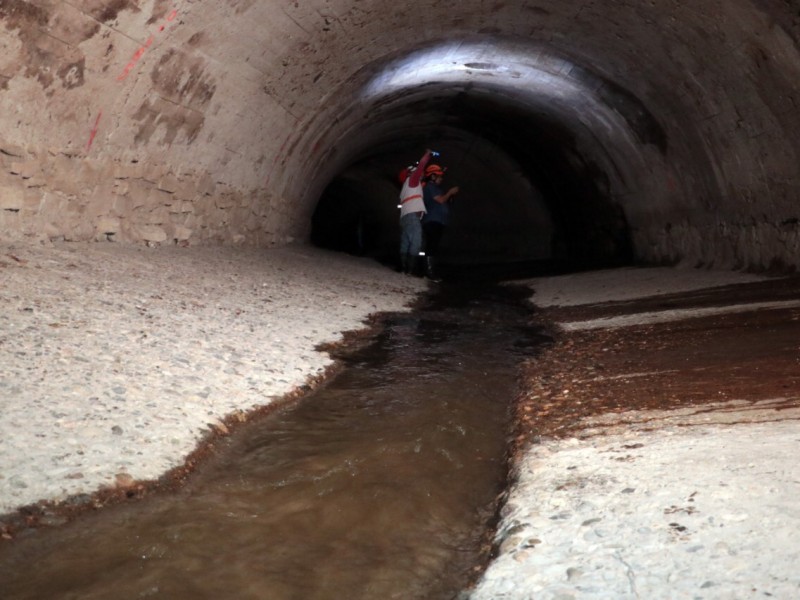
left=0, top=282, right=548, bottom=599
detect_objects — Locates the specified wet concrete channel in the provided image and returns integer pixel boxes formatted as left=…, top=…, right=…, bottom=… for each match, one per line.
left=0, top=281, right=550, bottom=599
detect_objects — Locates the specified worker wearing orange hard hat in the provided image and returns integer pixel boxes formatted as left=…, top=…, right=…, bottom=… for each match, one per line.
left=421, top=162, right=459, bottom=281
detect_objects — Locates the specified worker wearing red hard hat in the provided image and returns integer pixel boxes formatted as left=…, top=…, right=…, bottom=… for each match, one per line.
left=397, top=149, right=433, bottom=275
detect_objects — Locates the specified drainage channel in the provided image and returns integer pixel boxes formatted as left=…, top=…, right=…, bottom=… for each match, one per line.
left=0, top=282, right=550, bottom=600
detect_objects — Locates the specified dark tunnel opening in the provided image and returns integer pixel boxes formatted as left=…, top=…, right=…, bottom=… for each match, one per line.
left=310, top=88, right=635, bottom=279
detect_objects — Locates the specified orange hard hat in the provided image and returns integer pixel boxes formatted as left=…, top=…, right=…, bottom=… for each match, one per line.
left=425, top=164, right=446, bottom=176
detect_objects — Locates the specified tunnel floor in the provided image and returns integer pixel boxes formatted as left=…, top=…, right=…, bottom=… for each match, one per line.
left=514, top=274, right=800, bottom=443
left=470, top=272, right=800, bottom=598
left=2, top=242, right=800, bottom=597
left=0, top=277, right=550, bottom=599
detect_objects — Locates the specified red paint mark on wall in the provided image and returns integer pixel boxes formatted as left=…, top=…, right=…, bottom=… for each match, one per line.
left=87, top=6, right=179, bottom=154
left=159, top=9, right=177, bottom=32
left=86, top=110, right=103, bottom=151
left=116, top=8, right=179, bottom=82
left=265, top=132, right=294, bottom=187
left=117, top=35, right=155, bottom=81
left=667, top=174, right=678, bottom=192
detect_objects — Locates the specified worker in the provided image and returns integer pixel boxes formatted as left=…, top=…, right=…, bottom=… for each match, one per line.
left=397, top=149, right=433, bottom=275
left=421, top=163, right=459, bottom=281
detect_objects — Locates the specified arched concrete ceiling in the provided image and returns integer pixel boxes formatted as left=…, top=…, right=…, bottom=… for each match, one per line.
left=1, top=0, right=799, bottom=270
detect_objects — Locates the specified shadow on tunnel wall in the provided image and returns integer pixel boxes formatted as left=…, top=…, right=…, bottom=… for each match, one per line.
left=545, top=157, right=636, bottom=273
left=310, top=175, right=401, bottom=264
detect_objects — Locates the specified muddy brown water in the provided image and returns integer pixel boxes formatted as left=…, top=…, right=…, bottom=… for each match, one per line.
left=0, top=283, right=550, bottom=600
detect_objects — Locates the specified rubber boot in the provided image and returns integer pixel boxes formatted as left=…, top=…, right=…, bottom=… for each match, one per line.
left=399, top=254, right=409, bottom=274
left=411, top=256, right=424, bottom=277
left=425, top=256, right=441, bottom=282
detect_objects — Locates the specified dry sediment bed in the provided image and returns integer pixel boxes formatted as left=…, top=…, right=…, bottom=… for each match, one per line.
left=0, top=241, right=426, bottom=531
left=469, top=270, right=800, bottom=598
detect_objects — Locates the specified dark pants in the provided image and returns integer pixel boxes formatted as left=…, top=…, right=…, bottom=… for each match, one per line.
left=423, top=221, right=445, bottom=257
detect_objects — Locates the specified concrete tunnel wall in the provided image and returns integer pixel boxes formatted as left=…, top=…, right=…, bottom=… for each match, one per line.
left=2, top=0, right=800, bottom=271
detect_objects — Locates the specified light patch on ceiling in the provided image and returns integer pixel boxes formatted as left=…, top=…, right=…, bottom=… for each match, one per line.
left=362, top=40, right=585, bottom=104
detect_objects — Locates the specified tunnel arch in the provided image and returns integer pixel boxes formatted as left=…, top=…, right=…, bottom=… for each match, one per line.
left=1, top=0, right=799, bottom=272
left=300, top=37, right=667, bottom=269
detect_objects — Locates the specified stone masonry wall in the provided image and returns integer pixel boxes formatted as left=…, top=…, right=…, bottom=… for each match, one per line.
left=0, top=141, right=297, bottom=246
left=0, top=0, right=304, bottom=247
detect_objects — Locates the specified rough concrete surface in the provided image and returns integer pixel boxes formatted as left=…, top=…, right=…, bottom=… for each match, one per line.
left=471, top=407, right=800, bottom=599
left=470, top=268, right=800, bottom=599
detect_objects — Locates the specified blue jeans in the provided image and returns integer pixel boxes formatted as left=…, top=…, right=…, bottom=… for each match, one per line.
left=399, top=213, right=423, bottom=257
